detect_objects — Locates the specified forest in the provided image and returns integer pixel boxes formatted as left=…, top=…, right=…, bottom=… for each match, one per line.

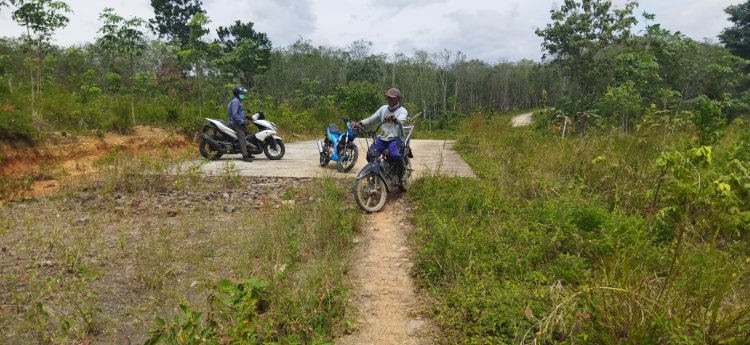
left=1, top=0, right=749, bottom=344
left=0, top=0, right=747, bottom=141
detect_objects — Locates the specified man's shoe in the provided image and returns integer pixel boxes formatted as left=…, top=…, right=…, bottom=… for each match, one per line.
left=242, top=155, right=254, bottom=162
left=398, top=164, right=409, bottom=183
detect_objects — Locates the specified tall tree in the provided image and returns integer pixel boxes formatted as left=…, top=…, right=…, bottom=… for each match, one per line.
left=180, top=12, right=210, bottom=116
left=148, top=0, right=204, bottom=49
left=434, top=49, right=464, bottom=113
left=719, top=1, right=750, bottom=60
left=10, top=0, right=71, bottom=119
left=215, top=20, right=272, bottom=86
left=97, top=7, right=123, bottom=70
left=97, top=8, right=146, bottom=125
left=535, top=0, right=640, bottom=110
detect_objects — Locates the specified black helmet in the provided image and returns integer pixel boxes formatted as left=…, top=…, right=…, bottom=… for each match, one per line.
left=232, top=85, right=248, bottom=98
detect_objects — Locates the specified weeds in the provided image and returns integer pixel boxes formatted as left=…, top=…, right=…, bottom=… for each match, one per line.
left=0, top=147, right=358, bottom=344
left=412, top=114, right=750, bottom=344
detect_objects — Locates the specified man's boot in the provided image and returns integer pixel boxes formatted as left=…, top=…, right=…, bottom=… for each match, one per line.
left=242, top=155, right=254, bottom=162
left=398, top=160, right=408, bottom=184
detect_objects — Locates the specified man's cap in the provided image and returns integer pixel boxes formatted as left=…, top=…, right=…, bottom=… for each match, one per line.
left=385, top=88, right=401, bottom=98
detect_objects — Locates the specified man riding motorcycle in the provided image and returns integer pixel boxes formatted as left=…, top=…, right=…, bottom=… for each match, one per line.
left=353, top=88, right=408, bottom=181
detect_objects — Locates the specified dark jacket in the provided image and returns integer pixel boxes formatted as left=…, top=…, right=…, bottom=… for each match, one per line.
left=227, top=97, right=245, bottom=125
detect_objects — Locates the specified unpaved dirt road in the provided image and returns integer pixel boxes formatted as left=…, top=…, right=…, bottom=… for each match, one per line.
left=511, top=112, right=533, bottom=127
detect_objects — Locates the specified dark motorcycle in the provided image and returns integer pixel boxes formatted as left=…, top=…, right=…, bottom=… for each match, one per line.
left=317, top=117, right=359, bottom=172
left=353, top=123, right=414, bottom=212
left=198, top=112, right=285, bottom=160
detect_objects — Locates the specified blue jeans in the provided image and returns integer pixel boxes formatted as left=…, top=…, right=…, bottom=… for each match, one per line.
left=368, top=137, right=403, bottom=163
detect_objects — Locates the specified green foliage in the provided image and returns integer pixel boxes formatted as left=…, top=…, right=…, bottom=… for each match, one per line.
left=596, top=81, right=642, bottom=132
left=215, top=20, right=272, bottom=86
left=413, top=114, right=750, bottom=344
left=145, top=279, right=270, bottom=344
left=0, top=103, right=39, bottom=141
left=535, top=0, right=640, bottom=106
left=720, top=1, right=750, bottom=59
left=145, top=302, right=217, bottom=345
left=148, top=0, right=205, bottom=49
left=685, top=95, right=725, bottom=144
left=334, top=80, right=382, bottom=118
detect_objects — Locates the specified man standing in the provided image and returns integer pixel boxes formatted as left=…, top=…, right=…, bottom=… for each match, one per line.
left=228, top=86, right=254, bottom=162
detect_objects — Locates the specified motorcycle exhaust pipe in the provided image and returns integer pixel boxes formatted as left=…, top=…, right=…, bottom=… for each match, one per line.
left=200, top=133, right=224, bottom=151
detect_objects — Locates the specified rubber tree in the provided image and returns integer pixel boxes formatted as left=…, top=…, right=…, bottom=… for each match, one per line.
left=179, top=12, right=210, bottom=117
left=97, top=8, right=146, bottom=125
left=97, top=7, right=122, bottom=70
left=118, top=16, right=146, bottom=126
left=10, top=0, right=71, bottom=120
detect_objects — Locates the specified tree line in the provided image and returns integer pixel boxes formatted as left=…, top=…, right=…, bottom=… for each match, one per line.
left=0, top=0, right=749, bottom=142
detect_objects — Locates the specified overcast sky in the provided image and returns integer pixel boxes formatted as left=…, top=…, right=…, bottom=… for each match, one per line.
left=0, top=0, right=743, bottom=63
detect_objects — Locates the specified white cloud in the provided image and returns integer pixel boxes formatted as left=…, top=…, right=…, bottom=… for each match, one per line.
left=0, top=0, right=743, bottom=62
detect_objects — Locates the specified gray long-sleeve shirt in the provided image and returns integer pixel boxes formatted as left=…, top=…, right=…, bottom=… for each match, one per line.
left=360, top=104, right=408, bottom=141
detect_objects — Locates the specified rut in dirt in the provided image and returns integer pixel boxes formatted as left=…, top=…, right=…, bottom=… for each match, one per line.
left=336, top=197, right=434, bottom=345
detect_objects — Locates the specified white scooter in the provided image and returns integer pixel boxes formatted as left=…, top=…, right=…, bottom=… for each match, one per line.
left=198, top=112, right=285, bottom=160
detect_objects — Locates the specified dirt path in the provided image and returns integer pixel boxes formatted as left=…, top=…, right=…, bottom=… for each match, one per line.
left=337, top=196, right=435, bottom=345
left=511, top=112, right=533, bottom=127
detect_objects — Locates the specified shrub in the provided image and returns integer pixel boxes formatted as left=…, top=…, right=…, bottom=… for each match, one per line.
left=0, top=104, right=39, bottom=142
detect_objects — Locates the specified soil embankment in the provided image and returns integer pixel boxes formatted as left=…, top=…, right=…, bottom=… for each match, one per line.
left=0, top=126, right=190, bottom=197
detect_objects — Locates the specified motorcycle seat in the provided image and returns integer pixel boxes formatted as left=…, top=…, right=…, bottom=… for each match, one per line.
left=327, top=123, right=342, bottom=135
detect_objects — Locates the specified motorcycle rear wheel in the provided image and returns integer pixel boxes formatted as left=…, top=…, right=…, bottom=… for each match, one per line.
left=354, top=172, right=387, bottom=212
left=336, top=145, right=358, bottom=172
left=263, top=139, right=285, bottom=160
left=198, top=138, right=224, bottom=160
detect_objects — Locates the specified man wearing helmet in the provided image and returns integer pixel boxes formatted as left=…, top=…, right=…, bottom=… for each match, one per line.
left=228, top=86, right=254, bottom=162
left=353, top=87, right=408, bottom=178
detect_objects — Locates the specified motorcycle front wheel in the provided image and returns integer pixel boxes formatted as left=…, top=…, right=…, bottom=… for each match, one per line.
left=263, top=138, right=285, bottom=160
left=336, top=144, right=358, bottom=172
left=320, top=140, right=331, bottom=167
left=354, top=172, right=387, bottom=212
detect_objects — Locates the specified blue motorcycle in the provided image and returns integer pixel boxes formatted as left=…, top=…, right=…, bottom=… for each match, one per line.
left=353, top=123, right=414, bottom=212
left=317, top=117, right=359, bottom=172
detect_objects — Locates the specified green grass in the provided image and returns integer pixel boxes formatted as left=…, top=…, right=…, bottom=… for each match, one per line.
left=0, top=150, right=360, bottom=344
left=410, top=113, right=750, bottom=344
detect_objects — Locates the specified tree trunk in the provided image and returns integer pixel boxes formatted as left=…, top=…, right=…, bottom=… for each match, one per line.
left=130, top=54, right=136, bottom=126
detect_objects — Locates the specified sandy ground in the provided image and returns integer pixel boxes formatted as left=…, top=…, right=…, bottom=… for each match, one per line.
left=336, top=197, right=436, bottom=345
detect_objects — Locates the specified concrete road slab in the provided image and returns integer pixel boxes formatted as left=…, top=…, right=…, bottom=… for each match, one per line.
left=182, top=138, right=476, bottom=179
